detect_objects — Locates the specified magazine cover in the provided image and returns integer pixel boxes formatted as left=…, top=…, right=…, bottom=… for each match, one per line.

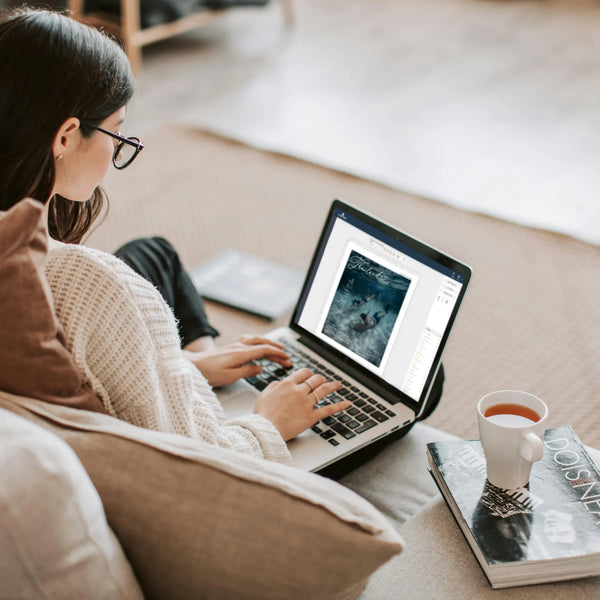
left=427, top=427, right=600, bottom=567
left=321, top=249, right=412, bottom=368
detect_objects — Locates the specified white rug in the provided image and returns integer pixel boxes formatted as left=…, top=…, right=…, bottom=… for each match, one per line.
left=165, top=0, right=600, bottom=245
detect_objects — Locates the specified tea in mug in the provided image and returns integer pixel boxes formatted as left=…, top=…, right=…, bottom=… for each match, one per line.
left=483, top=402, right=541, bottom=426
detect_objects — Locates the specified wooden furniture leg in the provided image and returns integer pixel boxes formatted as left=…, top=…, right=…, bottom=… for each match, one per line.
left=66, top=0, right=84, bottom=18
left=280, top=0, right=295, bottom=26
left=66, top=0, right=295, bottom=77
left=120, top=0, right=142, bottom=77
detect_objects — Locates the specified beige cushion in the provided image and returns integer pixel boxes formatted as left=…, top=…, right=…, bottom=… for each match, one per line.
left=0, top=198, right=105, bottom=413
left=0, top=407, right=143, bottom=600
left=0, top=391, right=403, bottom=600
left=341, top=423, right=457, bottom=526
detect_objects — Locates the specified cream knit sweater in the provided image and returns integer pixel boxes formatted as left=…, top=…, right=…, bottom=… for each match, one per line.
left=45, top=243, right=291, bottom=464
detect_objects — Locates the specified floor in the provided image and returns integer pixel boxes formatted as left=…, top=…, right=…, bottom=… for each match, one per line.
left=126, top=0, right=600, bottom=244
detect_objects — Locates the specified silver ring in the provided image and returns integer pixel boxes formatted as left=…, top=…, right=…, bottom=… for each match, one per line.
left=304, top=380, right=314, bottom=392
left=311, top=390, right=320, bottom=404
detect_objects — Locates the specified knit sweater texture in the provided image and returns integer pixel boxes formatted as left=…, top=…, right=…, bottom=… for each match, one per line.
left=45, top=243, right=291, bottom=464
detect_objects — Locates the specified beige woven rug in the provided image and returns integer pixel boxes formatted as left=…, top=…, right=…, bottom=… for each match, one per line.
left=87, top=126, right=600, bottom=449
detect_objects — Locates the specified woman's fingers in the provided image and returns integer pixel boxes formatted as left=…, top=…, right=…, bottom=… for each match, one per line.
left=313, top=399, right=351, bottom=422
left=286, top=367, right=314, bottom=384
left=235, top=335, right=295, bottom=367
left=237, top=335, right=285, bottom=349
left=297, top=373, right=326, bottom=392
left=228, top=344, right=292, bottom=367
left=254, top=368, right=347, bottom=440
left=309, top=379, right=342, bottom=402
left=284, top=370, right=341, bottom=401
left=228, top=362, right=263, bottom=381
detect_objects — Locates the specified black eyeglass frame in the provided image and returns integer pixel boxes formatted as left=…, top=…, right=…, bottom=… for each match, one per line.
left=92, top=125, right=144, bottom=170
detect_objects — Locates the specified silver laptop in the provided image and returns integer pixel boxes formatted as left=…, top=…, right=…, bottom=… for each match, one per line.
left=217, top=199, right=471, bottom=472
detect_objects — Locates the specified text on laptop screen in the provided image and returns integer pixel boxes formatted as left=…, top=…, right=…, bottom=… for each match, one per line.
left=294, top=206, right=465, bottom=403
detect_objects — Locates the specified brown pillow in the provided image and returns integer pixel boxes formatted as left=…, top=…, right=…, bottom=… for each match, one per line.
left=0, top=198, right=105, bottom=413
left=0, top=391, right=404, bottom=600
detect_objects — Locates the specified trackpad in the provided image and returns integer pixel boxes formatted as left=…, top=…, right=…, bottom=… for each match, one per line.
left=217, top=381, right=258, bottom=420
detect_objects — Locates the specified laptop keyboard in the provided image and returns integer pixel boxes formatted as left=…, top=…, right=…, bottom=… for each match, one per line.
left=245, top=344, right=397, bottom=446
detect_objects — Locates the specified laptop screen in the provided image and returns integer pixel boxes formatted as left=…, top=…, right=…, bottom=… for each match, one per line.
left=291, top=200, right=471, bottom=413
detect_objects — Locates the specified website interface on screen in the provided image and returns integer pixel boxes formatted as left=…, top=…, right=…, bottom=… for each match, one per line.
left=296, top=208, right=465, bottom=402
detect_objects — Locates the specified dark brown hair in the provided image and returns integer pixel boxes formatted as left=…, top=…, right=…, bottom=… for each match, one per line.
left=0, top=7, right=135, bottom=242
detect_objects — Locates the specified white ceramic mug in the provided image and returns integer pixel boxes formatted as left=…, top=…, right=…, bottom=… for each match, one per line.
left=477, top=390, right=548, bottom=489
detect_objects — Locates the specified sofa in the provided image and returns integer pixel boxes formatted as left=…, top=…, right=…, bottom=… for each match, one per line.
left=2, top=199, right=599, bottom=599
left=2, top=392, right=599, bottom=600
left=0, top=390, right=444, bottom=600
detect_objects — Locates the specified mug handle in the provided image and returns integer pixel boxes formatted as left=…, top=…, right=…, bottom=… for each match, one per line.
left=519, top=431, right=544, bottom=463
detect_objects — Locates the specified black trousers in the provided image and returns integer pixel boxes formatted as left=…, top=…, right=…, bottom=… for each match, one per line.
left=114, top=237, right=219, bottom=348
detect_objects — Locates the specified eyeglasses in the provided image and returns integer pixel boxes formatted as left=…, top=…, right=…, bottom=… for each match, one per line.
left=92, top=125, right=144, bottom=170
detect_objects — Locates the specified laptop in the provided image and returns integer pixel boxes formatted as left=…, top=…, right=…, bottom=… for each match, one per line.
left=217, top=199, right=471, bottom=473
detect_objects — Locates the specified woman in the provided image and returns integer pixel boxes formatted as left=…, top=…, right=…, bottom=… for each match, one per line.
left=0, top=7, right=350, bottom=463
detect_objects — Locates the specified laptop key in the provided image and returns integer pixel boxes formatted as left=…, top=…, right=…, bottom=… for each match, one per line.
left=355, top=419, right=377, bottom=434
left=385, top=410, right=396, bottom=417
left=259, top=374, right=278, bottom=384
left=347, top=407, right=360, bottom=416
left=331, top=422, right=355, bottom=439
left=362, top=405, right=375, bottom=414
left=346, top=420, right=360, bottom=429
left=320, top=430, right=335, bottom=440
left=328, top=439, right=340, bottom=446
left=338, top=414, right=351, bottom=423
left=355, top=412, right=369, bottom=422
left=322, top=416, right=336, bottom=426
left=354, top=399, right=367, bottom=408
left=371, top=411, right=389, bottom=423
left=311, top=425, right=323, bottom=433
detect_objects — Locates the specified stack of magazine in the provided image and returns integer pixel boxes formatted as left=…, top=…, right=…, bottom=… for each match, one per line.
left=190, top=250, right=304, bottom=321
left=427, top=426, right=600, bottom=589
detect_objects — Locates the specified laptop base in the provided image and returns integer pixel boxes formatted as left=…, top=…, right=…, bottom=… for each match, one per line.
left=316, top=364, right=445, bottom=480
left=316, top=422, right=415, bottom=480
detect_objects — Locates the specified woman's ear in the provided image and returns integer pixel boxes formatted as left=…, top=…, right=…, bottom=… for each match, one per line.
left=52, top=117, right=81, bottom=161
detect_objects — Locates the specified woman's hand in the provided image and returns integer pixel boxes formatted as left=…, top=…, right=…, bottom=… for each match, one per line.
left=185, top=335, right=292, bottom=388
left=253, top=368, right=351, bottom=441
